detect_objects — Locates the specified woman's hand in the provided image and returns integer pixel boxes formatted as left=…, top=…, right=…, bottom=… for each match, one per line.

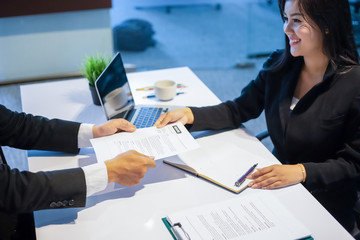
left=93, top=119, right=136, bottom=138
left=154, top=107, right=194, bottom=128
left=247, top=164, right=306, bottom=189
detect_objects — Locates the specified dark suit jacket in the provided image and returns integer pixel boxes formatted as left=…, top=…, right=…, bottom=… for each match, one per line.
left=0, top=104, right=86, bottom=213
left=188, top=50, right=360, bottom=231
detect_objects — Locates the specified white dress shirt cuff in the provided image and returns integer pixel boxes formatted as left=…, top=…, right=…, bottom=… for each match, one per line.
left=82, top=162, right=108, bottom=196
left=78, top=123, right=94, bottom=148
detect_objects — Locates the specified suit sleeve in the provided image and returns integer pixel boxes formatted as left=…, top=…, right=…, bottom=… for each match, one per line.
left=0, top=105, right=80, bottom=153
left=188, top=50, right=282, bottom=132
left=188, top=72, right=266, bottom=132
left=0, top=164, right=86, bottom=213
left=0, top=105, right=86, bottom=213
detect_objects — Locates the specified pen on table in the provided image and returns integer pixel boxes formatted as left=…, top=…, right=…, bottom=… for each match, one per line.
left=234, top=163, right=258, bottom=187
left=142, top=92, right=185, bottom=99
left=136, top=84, right=186, bottom=91
left=136, top=87, right=154, bottom=91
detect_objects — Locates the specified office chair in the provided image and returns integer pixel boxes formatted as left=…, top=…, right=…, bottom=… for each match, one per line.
left=350, top=0, right=360, bottom=13
left=255, top=129, right=269, bottom=141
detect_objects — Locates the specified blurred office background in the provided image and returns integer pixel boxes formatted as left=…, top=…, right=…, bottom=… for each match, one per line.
left=0, top=0, right=359, bottom=169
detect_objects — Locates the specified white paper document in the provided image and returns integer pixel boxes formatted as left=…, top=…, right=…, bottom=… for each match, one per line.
left=90, top=122, right=199, bottom=161
left=165, top=191, right=311, bottom=240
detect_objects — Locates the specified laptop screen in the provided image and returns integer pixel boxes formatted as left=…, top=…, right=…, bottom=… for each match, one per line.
left=95, top=52, right=135, bottom=119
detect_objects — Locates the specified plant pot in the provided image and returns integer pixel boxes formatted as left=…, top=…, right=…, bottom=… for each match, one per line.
left=89, top=85, right=101, bottom=105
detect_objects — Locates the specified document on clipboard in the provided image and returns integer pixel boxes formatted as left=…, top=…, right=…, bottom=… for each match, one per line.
left=162, top=191, right=313, bottom=240
left=163, top=130, right=274, bottom=193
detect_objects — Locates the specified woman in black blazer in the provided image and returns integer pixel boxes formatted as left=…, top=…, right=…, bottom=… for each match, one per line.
left=155, top=0, right=360, bottom=234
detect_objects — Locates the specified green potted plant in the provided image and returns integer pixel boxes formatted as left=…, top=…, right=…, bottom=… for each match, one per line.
left=82, top=54, right=110, bottom=105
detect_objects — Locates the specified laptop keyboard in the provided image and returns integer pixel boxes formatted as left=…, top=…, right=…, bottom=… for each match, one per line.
left=133, top=107, right=168, bottom=128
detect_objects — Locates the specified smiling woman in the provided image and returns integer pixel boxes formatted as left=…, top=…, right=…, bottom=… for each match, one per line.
left=153, top=0, right=360, bottom=236
left=275, top=0, right=358, bottom=72
left=282, top=0, right=329, bottom=99
left=282, top=1, right=324, bottom=58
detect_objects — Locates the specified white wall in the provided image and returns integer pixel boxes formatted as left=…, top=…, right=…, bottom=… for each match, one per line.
left=0, top=9, right=113, bottom=83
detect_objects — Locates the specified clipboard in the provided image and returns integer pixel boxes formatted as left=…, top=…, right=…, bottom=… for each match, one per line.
left=162, top=216, right=313, bottom=240
left=162, top=218, right=177, bottom=240
left=162, top=217, right=190, bottom=240
left=162, top=216, right=314, bottom=240
left=162, top=191, right=314, bottom=240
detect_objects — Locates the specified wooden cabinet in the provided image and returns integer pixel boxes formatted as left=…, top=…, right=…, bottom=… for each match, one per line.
left=0, top=0, right=113, bottom=83
left=0, top=0, right=111, bottom=18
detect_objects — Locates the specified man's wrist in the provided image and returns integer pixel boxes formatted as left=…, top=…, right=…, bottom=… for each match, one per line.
left=78, top=123, right=95, bottom=148
left=104, top=161, right=114, bottom=183
left=82, top=162, right=108, bottom=196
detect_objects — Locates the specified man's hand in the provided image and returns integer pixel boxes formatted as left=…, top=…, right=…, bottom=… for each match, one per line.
left=105, top=150, right=156, bottom=186
left=247, top=164, right=305, bottom=189
left=154, top=107, right=194, bottom=128
left=93, top=119, right=136, bottom=138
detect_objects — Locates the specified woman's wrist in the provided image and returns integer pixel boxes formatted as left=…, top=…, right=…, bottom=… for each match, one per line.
left=185, top=107, right=194, bottom=124
left=297, top=164, right=306, bottom=182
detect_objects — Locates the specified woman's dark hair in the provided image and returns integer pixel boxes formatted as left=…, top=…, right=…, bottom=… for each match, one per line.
left=271, top=0, right=358, bottom=72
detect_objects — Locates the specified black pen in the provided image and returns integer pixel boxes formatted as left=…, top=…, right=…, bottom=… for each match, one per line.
left=234, top=163, right=258, bottom=187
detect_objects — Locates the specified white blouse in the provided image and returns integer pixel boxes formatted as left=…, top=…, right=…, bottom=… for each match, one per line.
left=290, top=97, right=299, bottom=110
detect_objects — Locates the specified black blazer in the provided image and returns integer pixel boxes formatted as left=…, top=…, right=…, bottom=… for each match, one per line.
left=0, top=105, right=86, bottom=213
left=188, top=50, right=360, bottom=231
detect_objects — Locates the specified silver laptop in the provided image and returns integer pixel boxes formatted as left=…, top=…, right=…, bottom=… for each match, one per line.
left=95, top=52, right=180, bottom=128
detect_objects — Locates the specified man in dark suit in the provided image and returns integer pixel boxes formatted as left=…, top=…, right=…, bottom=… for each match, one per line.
left=0, top=104, right=156, bottom=239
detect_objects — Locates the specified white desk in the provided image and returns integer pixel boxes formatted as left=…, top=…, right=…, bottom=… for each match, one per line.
left=20, top=67, right=353, bottom=239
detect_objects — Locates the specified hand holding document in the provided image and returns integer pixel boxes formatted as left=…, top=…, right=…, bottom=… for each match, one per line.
left=163, top=191, right=312, bottom=240
left=90, top=122, right=199, bottom=162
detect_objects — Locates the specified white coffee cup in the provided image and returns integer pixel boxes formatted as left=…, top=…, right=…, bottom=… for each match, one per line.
left=154, top=80, right=177, bottom=101
left=105, top=87, right=128, bottom=109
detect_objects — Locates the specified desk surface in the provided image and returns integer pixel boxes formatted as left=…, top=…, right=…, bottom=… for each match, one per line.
left=20, top=67, right=353, bottom=240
